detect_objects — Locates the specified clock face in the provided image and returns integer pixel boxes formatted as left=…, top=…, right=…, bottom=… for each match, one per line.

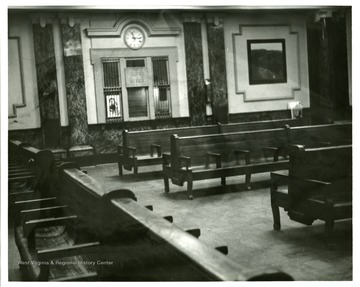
left=124, top=27, right=145, bottom=50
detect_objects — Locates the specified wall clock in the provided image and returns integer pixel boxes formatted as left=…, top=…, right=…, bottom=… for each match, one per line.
left=124, top=27, right=145, bottom=50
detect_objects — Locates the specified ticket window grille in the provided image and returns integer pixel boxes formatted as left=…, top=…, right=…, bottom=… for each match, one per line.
left=152, top=57, right=171, bottom=119
left=102, top=59, right=122, bottom=122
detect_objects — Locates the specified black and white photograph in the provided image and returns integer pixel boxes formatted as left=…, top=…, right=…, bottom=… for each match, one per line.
left=1, top=0, right=356, bottom=284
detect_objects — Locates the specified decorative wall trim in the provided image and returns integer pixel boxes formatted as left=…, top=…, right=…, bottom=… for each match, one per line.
left=31, top=13, right=57, bottom=27
left=206, top=13, right=226, bottom=25
left=182, top=13, right=204, bottom=23
left=232, top=24, right=301, bottom=102
left=8, top=37, right=26, bottom=118
left=86, top=15, right=181, bottom=37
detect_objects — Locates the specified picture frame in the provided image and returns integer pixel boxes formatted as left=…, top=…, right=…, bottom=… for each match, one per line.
left=247, top=39, right=287, bottom=85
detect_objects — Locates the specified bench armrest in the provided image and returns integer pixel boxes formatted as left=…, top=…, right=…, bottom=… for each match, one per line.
left=38, top=241, right=100, bottom=261
left=179, top=156, right=191, bottom=170
left=15, top=197, right=58, bottom=214
left=20, top=205, right=68, bottom=223
left=162, top=153, right=171, bottom=166
left=234, top=149, right=250, bottom=165
left=127, top=146, right=137, bottom=158
left=270, top=172, right=289, bottom=188
left=205, top=152, right=222, bottom=168
left=150, top=144, right=162, bottom=157
left=263, top=146, right=281, bottom=162
left=295, top=178, right=334, bottom=199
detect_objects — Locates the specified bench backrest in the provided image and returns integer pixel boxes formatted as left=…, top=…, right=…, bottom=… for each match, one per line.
left=54, top=162, right=137, bottom=238
left=123, top=125, right=219, bottom=156
left=171, top=127, right=290, bottom=168
left=288, top=122, right=352, bottom=147
left=53, top=163, right=292, bottom=280
left=123, top=118, right=302, bottom=156
left=288, top=144, right=352, bottom=208
left=289, top=144, right=352, bottom=183
left=9, top=139, right=55, bottom=195
left=219, top=118, right=302, bottom=134
left=107, top=196, right=292, bottom=281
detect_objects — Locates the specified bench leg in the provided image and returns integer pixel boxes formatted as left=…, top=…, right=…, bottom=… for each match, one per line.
left=118, top=162, right=123, bottom=176
left=325, top=219, right=335, bottom=249
left=271, top=197, right=281, bottom=230
left=221, top=177, right=226, bottom=186
left=38, top=264, right=50, bottom=281
left=187, top=174, right=194, bottom=200
left=133, top=162, right=138, bottom=177
left=245, top=154, right=251, bottom=190
left=164, top=174, right=170, bottom=193
left=273, top=150, right=279, bottom=162
left=245, top=173, right=251, bottom=190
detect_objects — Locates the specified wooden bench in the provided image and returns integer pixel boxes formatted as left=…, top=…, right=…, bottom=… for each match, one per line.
left=9, top=140, right=55, bottom=205
left=106, top=196, right=292, bottom=281
left=118, top=118, right=302, bottom=176
left=163, top=127, right=291, bottom=199
left=8, top=140, right=35, bottom=181
left=15, top=161, right=292, bottom=281
left=13, top=162, right=212, bottom=280
left=270, top=144, right=352, bottom=246
left=162, top=122, right=352, bottom=200
left=55, top=163, right=292, bottom=281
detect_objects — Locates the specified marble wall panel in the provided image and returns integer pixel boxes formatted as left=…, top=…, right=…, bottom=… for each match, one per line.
left=207, top=23, right=229, bottom=124
left=88, top=117, right=191, bottom=154
left=33, top=24, right=60, bottom=122
left=183, top=22, right=207, bottom=126
left=32, top=24, right=61, bottom=148
left=8, top=128, right=44, bottom=149
left=62, top=24, right=89, bottom=146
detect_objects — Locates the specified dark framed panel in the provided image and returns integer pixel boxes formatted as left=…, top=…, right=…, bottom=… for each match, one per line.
left=247, top=39, right=287, bottom=85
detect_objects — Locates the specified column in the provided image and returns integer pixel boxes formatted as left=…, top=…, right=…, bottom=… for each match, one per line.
left=32, top=22, right=62, bottom=148
left=207, top=14, right=229, bottom=124
left=183, top=14, right=207, bottom=126
left=61, top=19, right=93, bottom=157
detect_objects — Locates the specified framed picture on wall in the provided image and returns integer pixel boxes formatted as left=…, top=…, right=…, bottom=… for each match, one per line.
left=247, top=39, right=287, bottom=85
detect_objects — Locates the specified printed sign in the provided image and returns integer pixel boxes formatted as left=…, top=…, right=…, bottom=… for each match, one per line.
left=125, top=67, right=149, bottom=87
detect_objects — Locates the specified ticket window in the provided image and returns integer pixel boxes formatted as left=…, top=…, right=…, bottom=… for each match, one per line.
left=102, top=57, right=171, bottom=122
left=128, top=87, right=149, bottom=118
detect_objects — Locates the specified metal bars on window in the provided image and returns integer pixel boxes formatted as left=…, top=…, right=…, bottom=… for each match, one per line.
left=152, top=57, right=171, bottom=119
left=102, top=58, right=122, bottom=122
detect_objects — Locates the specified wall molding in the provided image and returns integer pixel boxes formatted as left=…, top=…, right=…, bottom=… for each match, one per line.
left=232, top=24, right=301, bottom=102
left=8, top=37, right=26, bottom=118
left=86, top=15, right=181, bottom=37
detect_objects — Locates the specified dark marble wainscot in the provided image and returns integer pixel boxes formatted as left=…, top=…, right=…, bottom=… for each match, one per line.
left=87, top=117, right=191, bottom=154
left=8, top=128, right=44, bottom=149
left=229, top=109, right=311, bottom=125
